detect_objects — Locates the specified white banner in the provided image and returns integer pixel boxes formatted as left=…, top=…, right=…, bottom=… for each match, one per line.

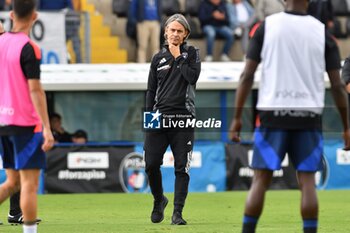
left=0, top=11, right=67, bottom=64
left=37, top=62, right=332, bottom=91
left=68, top=152, right=110, bottom=169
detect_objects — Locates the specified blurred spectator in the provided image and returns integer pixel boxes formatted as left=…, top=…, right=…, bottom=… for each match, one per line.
left=39, top=0, right=82, bottom=63
left=72, top=129, right=88, bottom=144
left=50, top=112, right=72, bottom=143
left=307, top=0, right=334, bottom=29
left=199, top=0, right=234, bottom=62
left=0, top=0, right=11, bottom=10
left=226, top=0, right=255, bottom=55
left=129, top=0, right=161, bottom=63
left=255, top=0, right=285, bottom=21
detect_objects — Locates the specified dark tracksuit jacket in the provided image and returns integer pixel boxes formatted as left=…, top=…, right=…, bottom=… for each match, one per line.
left=146, top=43, right=201, bottom=116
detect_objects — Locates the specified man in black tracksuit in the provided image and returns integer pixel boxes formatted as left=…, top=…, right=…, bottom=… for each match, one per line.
left=144, top=14, right=201, bottom=225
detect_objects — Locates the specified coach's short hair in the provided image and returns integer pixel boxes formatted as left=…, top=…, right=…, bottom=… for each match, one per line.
left=13, top=0, right=37, bottom=19
left=164, top=14, right=191, bottom=40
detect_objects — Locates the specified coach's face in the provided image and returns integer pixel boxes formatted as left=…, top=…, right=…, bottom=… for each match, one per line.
left=165, top=21, right=188, bottom=46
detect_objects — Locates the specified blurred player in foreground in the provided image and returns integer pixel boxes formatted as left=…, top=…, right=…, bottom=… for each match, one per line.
left=0, top=0, right=54, bottom=232
left=0, top=17, right=41, bottom=228
left=229, top=0, right=350, bottom=232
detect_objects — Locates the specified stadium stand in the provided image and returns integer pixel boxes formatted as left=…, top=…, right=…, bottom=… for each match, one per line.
left=81, top=0, right=127, bottom=63
left=112, top=0, right=129, bottom=17
left=161, top=0, right=181, bottom=16
left=332, top=0, right=349, bottom=16
left=184, top=0, right=202, bottom=16
left=329, top=0, right=350, bottom=57
left=183, top=0, right=204, bottom=39
left=78, top=0, right=350, bottom=62
left=83, top=0, right=245, bottom=62
left=88, top=0, right=136, bottom=62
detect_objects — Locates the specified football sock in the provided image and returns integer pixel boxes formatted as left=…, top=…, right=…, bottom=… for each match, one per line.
left=242, top=214, right=259, bottom=233
left=23, top=224, right=37, bottom=233
left=303, top=219, right=318, bottom=233
left=9, top=192, right=21, bottom=215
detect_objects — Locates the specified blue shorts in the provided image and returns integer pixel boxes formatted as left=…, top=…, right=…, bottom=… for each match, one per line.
left=252, top=127, right=323, bottom=172
left=0, top=132, right=46, bottom=170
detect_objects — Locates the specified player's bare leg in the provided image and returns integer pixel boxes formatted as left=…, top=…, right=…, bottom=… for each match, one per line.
left=0, top=169, right=20, bottom=203
left=20, top=169, right=40, bottom=232
left=297, top=172, right=318, bottom=233
left=242, top=169, right=273, bottom=233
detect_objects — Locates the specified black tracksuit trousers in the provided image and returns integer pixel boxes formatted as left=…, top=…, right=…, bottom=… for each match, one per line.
left=144, top=129, right=194, bottom=212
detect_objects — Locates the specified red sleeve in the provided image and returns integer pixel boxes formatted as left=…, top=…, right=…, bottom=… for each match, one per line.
left=249, top=22, right=261, bottom=39
left=29, top=40, right=42, bottom=60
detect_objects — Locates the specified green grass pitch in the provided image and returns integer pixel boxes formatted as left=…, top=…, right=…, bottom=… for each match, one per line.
left=0, top=190, right=350, bottom=232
